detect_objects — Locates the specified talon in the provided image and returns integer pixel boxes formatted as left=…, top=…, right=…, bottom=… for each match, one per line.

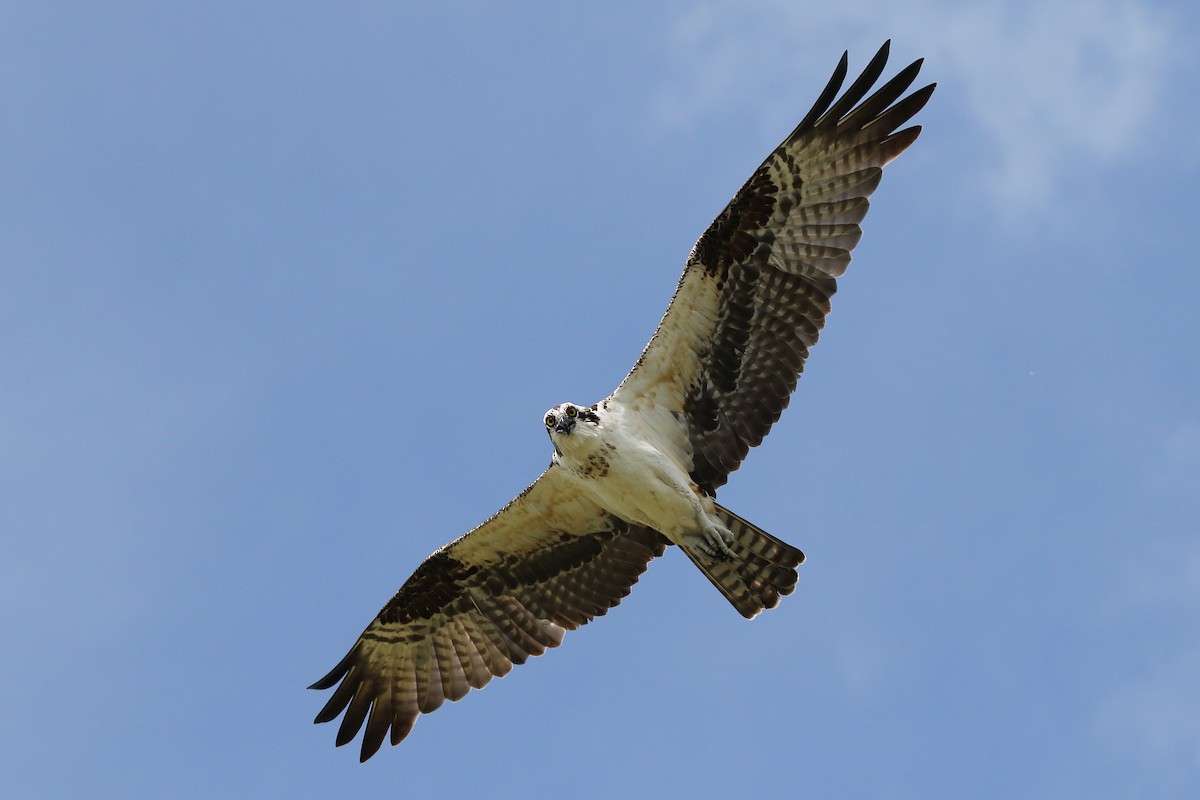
left=688, top=525, right=736, bottom=563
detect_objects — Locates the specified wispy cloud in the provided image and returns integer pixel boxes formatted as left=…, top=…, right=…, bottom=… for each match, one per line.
left=926, top=1, right=1171, bottom=210
left=652, top=0, right=1175, bottom=216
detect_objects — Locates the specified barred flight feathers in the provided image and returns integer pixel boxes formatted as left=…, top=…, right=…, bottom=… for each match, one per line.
left=310, top=469, right=667, bottom=761
left=311, top=42, right=933, bottom=760
left=612, top=40, right=934, bottom=495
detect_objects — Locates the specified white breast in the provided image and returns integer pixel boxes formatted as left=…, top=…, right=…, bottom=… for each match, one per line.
left=553, top=404, right=711, bottom=541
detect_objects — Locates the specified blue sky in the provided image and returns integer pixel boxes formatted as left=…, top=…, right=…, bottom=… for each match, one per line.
left=3, top=1, right=1198, bottom=797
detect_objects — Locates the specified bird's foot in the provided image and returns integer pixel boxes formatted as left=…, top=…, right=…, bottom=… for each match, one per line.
left=686, top=524, right=736, bottom=563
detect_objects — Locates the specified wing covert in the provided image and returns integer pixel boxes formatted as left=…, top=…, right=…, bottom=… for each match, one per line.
left=611, top=41, right=934, bottom=494
left=309, top=467, right=668, bottom=761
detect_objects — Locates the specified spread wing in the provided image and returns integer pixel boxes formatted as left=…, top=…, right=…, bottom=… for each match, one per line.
left=610, top=41, right=934, bottom=494
left=309, top=466, right=668, bottom=761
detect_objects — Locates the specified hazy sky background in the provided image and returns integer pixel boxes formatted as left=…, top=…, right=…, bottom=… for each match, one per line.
left=3, top=2, right=1198, bottom=797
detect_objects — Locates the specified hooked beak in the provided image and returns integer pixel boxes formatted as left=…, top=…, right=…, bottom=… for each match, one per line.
left=554, top=416, right=576, bottom=435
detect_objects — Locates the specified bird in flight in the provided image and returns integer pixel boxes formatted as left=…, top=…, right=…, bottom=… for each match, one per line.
left=311, top=41, right=934, bottom=761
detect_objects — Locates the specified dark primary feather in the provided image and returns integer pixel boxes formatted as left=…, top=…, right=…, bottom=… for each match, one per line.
left=312, top=42, right=933, bottom=761
left=614, top=40, right=934, bottom=495
left=310, top=473, right=667, bottom=761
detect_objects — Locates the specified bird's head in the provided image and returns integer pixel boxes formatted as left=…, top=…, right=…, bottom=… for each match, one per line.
left=544, top=402, right=600, bottom=439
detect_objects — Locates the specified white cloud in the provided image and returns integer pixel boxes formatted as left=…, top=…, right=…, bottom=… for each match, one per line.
left=927, top=0, right=1171, bottom=209
left=653, top=0, right=1175, bottom=216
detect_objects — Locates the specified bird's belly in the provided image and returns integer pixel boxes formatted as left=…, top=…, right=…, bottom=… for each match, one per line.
left=564, top=437, right=703, bottom=536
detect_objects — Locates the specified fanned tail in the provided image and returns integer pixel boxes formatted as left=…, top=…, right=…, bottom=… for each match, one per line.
left=680, top=504, right=805, bottom=618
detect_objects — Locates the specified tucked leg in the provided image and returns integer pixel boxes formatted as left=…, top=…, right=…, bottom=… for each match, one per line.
left=685, top=522, right=736, bottom=562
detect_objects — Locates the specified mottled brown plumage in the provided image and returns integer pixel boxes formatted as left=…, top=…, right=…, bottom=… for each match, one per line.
left=312, top=41, right=933, bottom=761
left=617, top=44, right=934, bottom=495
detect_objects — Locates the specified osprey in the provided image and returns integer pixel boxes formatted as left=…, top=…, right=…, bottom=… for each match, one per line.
left=312, top=41, right=934, bottom=761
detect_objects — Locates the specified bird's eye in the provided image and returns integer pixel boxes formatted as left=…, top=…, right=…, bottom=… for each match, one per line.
left=565, top=406, right=577, bottom=418
left=545, top=413, right=556, bottom=428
